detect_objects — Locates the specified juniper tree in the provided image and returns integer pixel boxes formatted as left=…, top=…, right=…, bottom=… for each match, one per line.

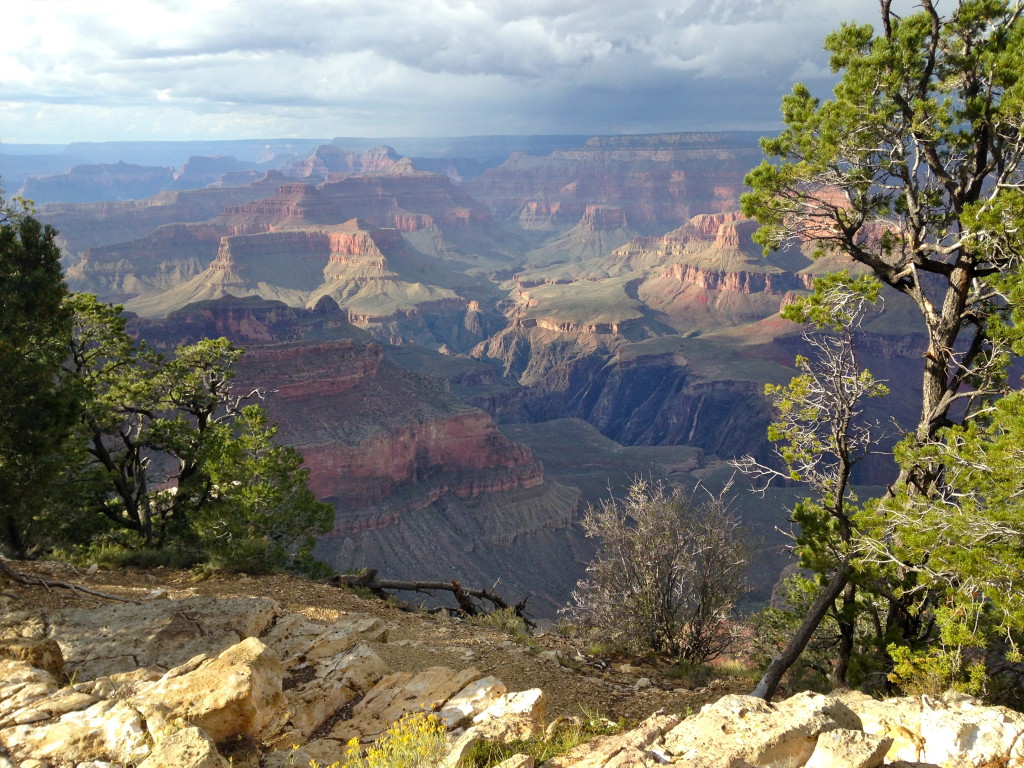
left=741, top=0, right=1024, bottom=699
left=66, top=294, right=332, bottom=571
left=0, top=202, right=79, bottom=557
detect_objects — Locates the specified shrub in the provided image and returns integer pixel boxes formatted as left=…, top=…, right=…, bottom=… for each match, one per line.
left=335, top=712, right=448, bottom=768
left=459, top=710, right=625, bottom=768
left=566, top=478, right=748, bottom=661
left=468, top=607, right=530, bottom=639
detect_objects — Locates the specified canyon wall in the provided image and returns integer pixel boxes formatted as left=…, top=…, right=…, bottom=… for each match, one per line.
left=140, top=300, right=584, bottom=612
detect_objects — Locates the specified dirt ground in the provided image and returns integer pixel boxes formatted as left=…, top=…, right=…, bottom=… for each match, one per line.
left=2, top=560, right=759, bottom=724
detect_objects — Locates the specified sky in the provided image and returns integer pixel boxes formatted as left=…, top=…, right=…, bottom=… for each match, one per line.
left=2, top=0, right=887, bottom=145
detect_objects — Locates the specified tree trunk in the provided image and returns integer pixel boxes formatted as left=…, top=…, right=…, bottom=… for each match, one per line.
left=832, top=580, right=857, bottom=687
left=2, top=513, right=26, bottom=559
left=752, top=564, right=850, bottom=701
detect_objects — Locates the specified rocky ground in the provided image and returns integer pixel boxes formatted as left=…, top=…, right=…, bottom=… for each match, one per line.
left=2, top=561, right=753, bottom=725
left=5, top=561, right=1024, bottom=768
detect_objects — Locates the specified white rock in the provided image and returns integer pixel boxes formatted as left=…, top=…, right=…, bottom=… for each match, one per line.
left=130, top=636, right=288, bottom=742
left=0, top=699, right=149, bottom=765
left=662, top=693, right=842, bottom=768
left=918, top=695, right=1024, bottom=768
left=804, top=728, right=892, bottom=768
left=474, top=689, right=546, bottom=726
left=494, top=755, right=535, bottom=768
left=438, top=676, right=507, bottom=728
left=137, top=726, right=229, bottom=768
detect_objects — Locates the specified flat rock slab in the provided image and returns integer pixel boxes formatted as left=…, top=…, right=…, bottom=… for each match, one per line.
left=39, top=596, right=281, bottom=681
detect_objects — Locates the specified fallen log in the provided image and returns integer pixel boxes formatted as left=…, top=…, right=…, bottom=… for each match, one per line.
left=0, top=557, right=138, bottom=603
left=331, top=569, right=534, bottom=630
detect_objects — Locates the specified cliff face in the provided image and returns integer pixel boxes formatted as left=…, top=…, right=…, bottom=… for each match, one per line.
left=524, top=205, right=639, bottom=266
left=19, top=161, right=175, bottom=204
left=51, top=172, right=295, bottom=262
left=233, top=340, right=547, bottom=506
left=137, top=294, right=356, bottom=349
left=284, top=145, right=402, bottom=179
left=219, top=173, right=491, bottom=232
left=464, top=132, right=763, bottom=233
left=65, top=223, right=228, bottom=302
left=136, top=297, right=583, bottom=610
left=232, top=340, right=582, bottom=611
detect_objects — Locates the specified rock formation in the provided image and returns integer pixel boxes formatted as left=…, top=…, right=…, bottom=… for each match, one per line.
left=135, top=298, right=584, bottom=613
left=464, top=132, right=764, bottom=232
left=34, top=133, right=943, bottom=614
left=19, top=161, right=175, bottom=204
left=229, top=335, right=583, bottom=612
left=3, top=591, right=1022, bottom=768
left=283, top=145, right=401, bottom=179
left=50, top=171, right=296, bottom=261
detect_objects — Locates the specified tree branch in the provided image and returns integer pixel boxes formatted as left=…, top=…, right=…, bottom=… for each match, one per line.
left=0, top=559, right=139, bottom=603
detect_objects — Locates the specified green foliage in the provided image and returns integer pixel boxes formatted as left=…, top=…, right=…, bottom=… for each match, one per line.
left=750, top=574, right=889, bottom=692
left=59, top=293, right=332, bottom=574
left=197, top=405, right=333, bottom=574
left=467, top=606, right=531, bottom=640
left=55, top=541, right=198, bottom=571
left=666, top=657, right=761, bottom=687
left=0, top=212, right=79, bottom=557
left=568, top=478, right=748, bottom=661
left=888, top=643, right=987, bottom=699
left=739, top=0, right=1024, bottom=697
left=864, top=390, right=1024, bottom=694
left=458, top=711, right=625, bottom=768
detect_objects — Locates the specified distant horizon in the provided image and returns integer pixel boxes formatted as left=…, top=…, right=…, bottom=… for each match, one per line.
left=2, top=128, right=776, bottom=152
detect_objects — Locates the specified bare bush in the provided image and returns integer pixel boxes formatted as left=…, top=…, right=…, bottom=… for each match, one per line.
left=567, top=478, right=748, bottom=661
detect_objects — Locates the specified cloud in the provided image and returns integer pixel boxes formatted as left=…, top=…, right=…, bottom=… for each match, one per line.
left=1, top=0, right=886, bottom=143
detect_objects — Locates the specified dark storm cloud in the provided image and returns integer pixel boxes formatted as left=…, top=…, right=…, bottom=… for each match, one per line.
left=2, top=0, right=887, bottom=142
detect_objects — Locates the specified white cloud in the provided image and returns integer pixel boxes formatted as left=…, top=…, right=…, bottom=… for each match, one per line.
left=2, top=0, right=887, bottom=143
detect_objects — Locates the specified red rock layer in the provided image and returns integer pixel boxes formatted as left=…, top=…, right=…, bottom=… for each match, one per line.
left=233, top=339, right=546, bottom=518
left=220, top=175, right=491, bottom=232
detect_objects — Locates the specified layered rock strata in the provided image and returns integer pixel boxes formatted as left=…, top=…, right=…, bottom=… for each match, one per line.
left=230, top=338, right=583, bottom=610
left=465, top=132, right=764, bottom=232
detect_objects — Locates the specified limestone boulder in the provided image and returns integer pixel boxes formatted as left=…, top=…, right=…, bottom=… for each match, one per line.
left=129, top=636, right=288, bottom=742
left=330, top=666, right=482, bottom=744
left=473, top=714, right=545, bottom=741
left=473, top=688, right=547, bottom=727
left=804, top=728, right=892, bottom=768
left=0, top=639, right=64, bottom=679
left=262, top=612, right=386, bottom=664
left=0, top=687, right=98, bottom=728
left=917, top=693, right=1024, bottom=768
left=83, top=667, right=163, bottom=699
left=0, top=699, right=149, bottom=765
left=285, top=643, right=387, bottom=737
left=545, top=712, right=683, bottom=768
left=137, top=726, right=230, bottom=768
left=0, top=660, right=59, bottom=723
left=444, top=726, right=487, bottom=768
left=661, top=694, right=843, bottom=768
left=438, top=676, right=507, bottom=728
left=826, top=689, right=925, bottom=762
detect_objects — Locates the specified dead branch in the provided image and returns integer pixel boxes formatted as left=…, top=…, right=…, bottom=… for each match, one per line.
left=0, top=558, right=139, bottom=604
left=331, top=569, right=534, bottom=630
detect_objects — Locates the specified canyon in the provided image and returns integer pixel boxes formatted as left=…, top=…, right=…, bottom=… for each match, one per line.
left=5, top=133, right=932, bottom=614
